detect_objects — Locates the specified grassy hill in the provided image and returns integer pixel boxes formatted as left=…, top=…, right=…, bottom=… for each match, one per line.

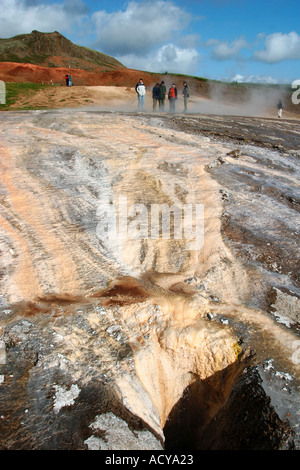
left=0, top=30, right=124, bottom=70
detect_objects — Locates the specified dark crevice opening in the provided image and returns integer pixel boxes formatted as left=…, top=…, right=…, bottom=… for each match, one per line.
left=163, top=359, right=294, bottom=450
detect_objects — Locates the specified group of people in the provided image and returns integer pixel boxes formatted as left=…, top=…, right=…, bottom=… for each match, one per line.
left=135, top=78, right=190, bottom=113
left=64, top=74, right=72, bottom=87
left=61, top=74, right=285, bottom=119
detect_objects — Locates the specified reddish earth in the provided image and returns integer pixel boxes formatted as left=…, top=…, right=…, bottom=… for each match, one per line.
left=0, top=61, right=180, bottom=88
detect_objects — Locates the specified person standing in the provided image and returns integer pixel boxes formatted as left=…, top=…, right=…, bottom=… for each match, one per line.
left=135, top=78, right=146, bottom=111
left=277, top=99, right=284, bottom=118
left=152, top=83, right=160, bottom=111
left=182, top=81, right=190, bottom=112
left=159, top=81, right=167, bottom=111
left=168, top=83, right=177, bottom=113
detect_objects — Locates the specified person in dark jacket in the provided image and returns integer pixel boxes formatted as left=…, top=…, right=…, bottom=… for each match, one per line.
left=152, top=83, right=160, bottom=111
left=159, top=81, right=167, bottom=110
left=182, top=81, right=190, bottom=112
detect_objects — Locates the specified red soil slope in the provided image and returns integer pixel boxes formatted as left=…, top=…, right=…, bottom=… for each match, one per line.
left=0, top=61, right=164, bottom=87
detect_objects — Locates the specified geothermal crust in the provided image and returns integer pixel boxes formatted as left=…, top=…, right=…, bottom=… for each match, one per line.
left=0, top=108, right=299, bottom=450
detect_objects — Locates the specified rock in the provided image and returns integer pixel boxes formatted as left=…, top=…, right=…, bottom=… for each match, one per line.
left=0, top=110, right=299, bottom=450
left=227, top=149, right=241, bottom=158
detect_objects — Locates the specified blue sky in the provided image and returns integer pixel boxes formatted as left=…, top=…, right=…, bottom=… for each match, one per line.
left=1, top=0, right=300, bottom=83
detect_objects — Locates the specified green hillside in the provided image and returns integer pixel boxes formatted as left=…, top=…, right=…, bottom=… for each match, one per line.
left=0, top=30, right=124, bottom=70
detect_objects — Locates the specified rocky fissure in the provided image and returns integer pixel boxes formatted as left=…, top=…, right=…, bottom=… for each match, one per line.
left=0, top=109, right=299, bottom=449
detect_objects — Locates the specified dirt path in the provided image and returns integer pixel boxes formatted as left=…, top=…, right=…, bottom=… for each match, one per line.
left=9, top=85, right=136, bottom=110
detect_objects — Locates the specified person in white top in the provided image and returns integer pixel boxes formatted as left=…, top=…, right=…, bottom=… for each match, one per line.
left=135, top=78, right=146, bottom=111
left=277, top=99, right=284, bottom=118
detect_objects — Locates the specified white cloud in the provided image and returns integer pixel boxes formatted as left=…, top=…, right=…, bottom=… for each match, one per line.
left=254, top=31, right=300, bottom=63
left=92, top=1, right=190, bottom=57
left=0, top=0, right=87, bottom=38
left=91, top=1, right=198, bottom=75
left=118, top=43, right=201, bottom=75
left=211, top=37, right=249, bottom=60
left=231, top=74, right=279, bottom=84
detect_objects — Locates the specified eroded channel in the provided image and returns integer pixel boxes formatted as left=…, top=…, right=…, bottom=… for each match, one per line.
left=0, top=110, right=299, bottom=449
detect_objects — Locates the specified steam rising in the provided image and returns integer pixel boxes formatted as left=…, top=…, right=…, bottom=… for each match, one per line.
left=76, top=82, right=290, bottom=118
